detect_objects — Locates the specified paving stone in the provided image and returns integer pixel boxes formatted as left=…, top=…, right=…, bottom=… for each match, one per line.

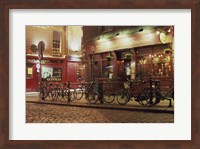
left=26, top=103, right=174, bottom=123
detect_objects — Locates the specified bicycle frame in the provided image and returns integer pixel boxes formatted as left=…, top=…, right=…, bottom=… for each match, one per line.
left=136, top=77, right=174, bottom=107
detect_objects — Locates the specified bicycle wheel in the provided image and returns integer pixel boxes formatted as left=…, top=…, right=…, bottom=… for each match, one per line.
left=63, top=89, right=71, bottom=102
left=45, top=91, right=52, bottom=100
left=116, top=90, right=129, bottom=105
left=50, top=89, right=57, bottom=101
left=87, top=90, right=99, bottom=104
left=138, top=88, right=160, bottom=106
left=74, top=88, right=84, bottom=100
left=56, top=88, right=63, bottom=100
left=48, top=89, right=54, bottom=100
left=136, top=88, right=149, bottom=105
left=103, top=92, right=115, bottom=103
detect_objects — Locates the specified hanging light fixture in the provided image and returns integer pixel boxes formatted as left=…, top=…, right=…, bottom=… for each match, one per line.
left=139, top=28, right=143, bottom=32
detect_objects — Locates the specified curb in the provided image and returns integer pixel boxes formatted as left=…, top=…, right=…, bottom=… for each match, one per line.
left=26, top=100, right=174, bottom=114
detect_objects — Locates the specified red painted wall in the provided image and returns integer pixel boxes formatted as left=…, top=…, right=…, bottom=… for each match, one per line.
left=26, top=56, right=83, bottom=92
left=67, top=62, right=77, bottom=83
left=26, top=56, right=67, bottom=92
left=26, top=65, right=38, bottom=92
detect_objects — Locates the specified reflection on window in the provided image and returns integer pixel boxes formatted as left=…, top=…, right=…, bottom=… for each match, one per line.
left=102, top=53, right=113, bottom=79
left=136, top=45, right=173, bottom=78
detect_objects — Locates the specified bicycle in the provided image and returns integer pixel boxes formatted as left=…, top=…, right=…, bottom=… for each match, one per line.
left=55, top=82, right=72, bottom=102
left=85, top=81, right=125, bottom=104
left=136, top=77, right=174, bottom=107
left=116, top=79, right=146, bottom=105
left=50, top=83, right=62, bottom=101
left=84, top=81, right=100, bottom=104
left=39, top=81, right=53, bottom=100
left=42, top=82, right=55, bottom=100
left=73, top=81, right=85, bottom=100
left=102, top=82, right=118, bottom=104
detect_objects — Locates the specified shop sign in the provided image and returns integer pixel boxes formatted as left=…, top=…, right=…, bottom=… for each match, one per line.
left=27, top=59, right=39, bottom=63
left=27, top=59, right=50, bottom=64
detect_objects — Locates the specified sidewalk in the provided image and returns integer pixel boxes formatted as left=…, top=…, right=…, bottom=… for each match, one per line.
left=26, top=92, right=174, bottom=114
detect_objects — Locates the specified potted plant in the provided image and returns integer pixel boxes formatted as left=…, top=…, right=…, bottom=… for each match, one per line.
left=164, top=48, right=172, bottom=54
left=125, top=53, right=132, bottom=59
left=106, top=55, right=113, bottom=61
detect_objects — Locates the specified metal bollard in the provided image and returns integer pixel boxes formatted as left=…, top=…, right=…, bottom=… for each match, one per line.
left=98, top=81, right=104, bottom=104
left=67, top=81, right=71, bottom=102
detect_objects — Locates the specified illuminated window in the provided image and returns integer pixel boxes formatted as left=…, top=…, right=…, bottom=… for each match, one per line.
left=136, top=44, right=173, bottom=78
left=52, top=31, right=61, bottom=56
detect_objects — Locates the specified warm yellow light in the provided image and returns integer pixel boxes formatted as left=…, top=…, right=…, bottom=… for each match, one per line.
left=68, top=26, right=83, bottom=51
left=156, top=30, right=160, bottom=35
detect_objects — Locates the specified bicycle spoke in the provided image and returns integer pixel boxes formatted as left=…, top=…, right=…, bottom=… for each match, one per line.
left=103, top=93, right=115, bottom=103
left=87, top=90, right=98, bottom=104
left=116, top=90, right=129, bottom=105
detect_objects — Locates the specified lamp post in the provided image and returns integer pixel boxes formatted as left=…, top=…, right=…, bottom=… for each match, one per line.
left=38, top=41, right=45, bottom=100
left=91, top=50, right=94, bottom=81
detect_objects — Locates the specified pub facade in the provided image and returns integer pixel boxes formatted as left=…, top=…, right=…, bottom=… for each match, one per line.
left=83, top=26, right=174, bottom=91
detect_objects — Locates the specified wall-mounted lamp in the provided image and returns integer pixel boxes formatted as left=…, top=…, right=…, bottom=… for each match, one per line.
left=115, top=33, right=120, bottom=36
left=139, top=28, right=143, bottom=32
left=156, top=30, right=160, bottom=35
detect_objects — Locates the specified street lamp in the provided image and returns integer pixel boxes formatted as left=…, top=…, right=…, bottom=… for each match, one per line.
left=91, top=50, right=95, bottom=81
left=37, top=41, right=45, bottom=100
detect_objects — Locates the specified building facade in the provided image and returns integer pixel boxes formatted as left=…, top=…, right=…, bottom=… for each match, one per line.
left=83, top=26, right=174, bottom=91
left=26, top=26, right=84, bottom=92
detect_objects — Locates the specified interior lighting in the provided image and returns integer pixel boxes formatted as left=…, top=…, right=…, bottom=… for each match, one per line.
left=156, top=30, right=160, bottom=35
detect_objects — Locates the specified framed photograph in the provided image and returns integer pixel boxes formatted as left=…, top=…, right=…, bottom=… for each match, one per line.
left=0, top=0, right=199, bottom=149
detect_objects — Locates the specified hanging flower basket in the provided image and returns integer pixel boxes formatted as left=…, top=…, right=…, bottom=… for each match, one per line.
left=106, top=55, right=113, bottom=61
left=125, top=53, right=132, bottom=59
left=164, top=48, right=172, bottom=54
